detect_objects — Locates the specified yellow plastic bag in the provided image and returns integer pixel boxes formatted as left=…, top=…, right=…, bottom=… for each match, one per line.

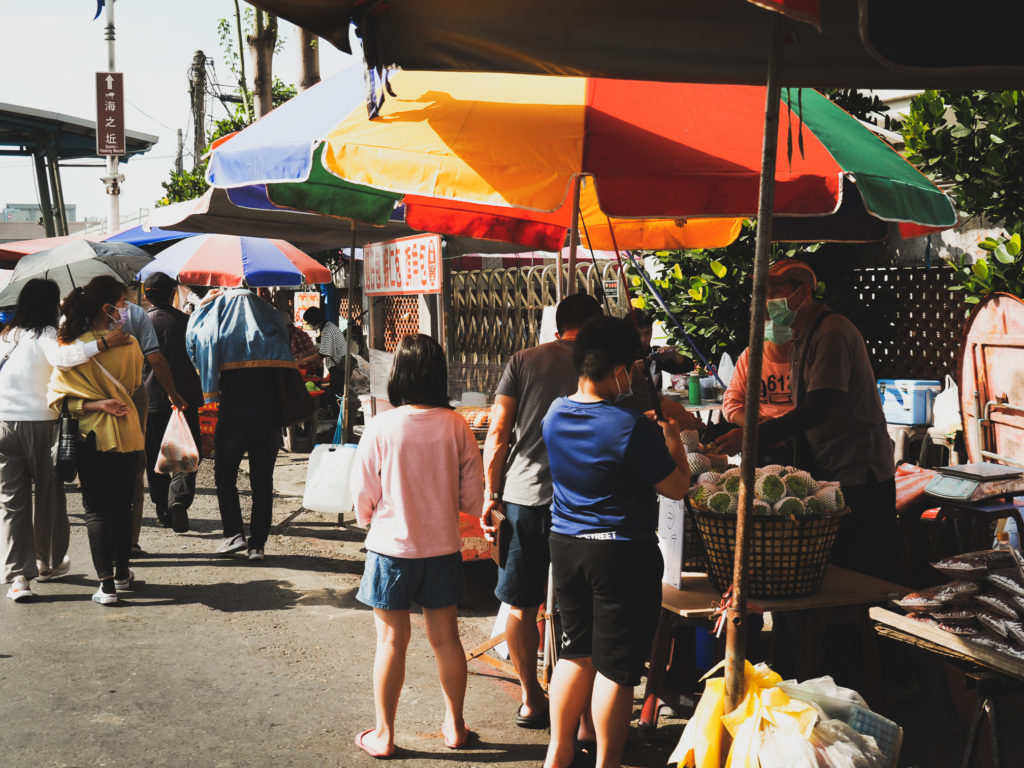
left=670, top=660, right=817, bottom=768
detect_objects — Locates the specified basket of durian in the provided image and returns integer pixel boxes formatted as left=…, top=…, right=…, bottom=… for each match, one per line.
left=684, top=448, right=846, bottom=599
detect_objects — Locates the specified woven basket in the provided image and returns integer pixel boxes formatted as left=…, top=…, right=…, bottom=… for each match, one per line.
left=693, top=509, right=844, bottom=599
left=682, top=504, right=707, bottom=571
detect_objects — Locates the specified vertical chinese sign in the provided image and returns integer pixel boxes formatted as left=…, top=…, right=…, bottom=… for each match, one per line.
left=363, top=234, right=442, bottom=296
left=95, top=72, right=125, bottom=156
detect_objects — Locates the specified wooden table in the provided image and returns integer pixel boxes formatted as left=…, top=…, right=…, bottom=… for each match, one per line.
left=639, top=566, right=907, bottom=732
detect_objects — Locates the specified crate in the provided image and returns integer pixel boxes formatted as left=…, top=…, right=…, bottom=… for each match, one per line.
left=693, top=509, right=843, bottom=598
left=877, top=379, right=941, bottom=426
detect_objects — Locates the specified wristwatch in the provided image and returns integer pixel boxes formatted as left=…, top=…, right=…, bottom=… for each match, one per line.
left=487, top=492, right=501, bottom=501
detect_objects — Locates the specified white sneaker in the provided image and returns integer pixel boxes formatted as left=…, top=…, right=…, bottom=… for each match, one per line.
left=36, top=555, right=71, bottom=582
left=113, top=568, right=135, bottom=591
left=215, top=533, right=247, bottom=554
left=247, top=549, right=265, bottom=561
left=6, top=576, right=32, bottom=602
left=92, top=586, right=118, bottom=606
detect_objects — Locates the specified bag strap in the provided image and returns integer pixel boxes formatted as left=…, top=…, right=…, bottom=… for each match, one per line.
left=0, top=332, right=21, bottom=377
left=93, top=357, right=133, bottom=400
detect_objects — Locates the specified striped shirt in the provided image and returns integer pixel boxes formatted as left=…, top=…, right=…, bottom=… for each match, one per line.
left=317, top=321, right=347, bottom=367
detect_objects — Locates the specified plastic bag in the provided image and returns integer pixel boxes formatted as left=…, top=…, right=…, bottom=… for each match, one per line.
left=154, top=409, right=199, bottom=475
left=931, top=374, right=961, bottom=433
left=717, top=352, right=736, bottom=388
left=301, top=443, right=358, bottom=515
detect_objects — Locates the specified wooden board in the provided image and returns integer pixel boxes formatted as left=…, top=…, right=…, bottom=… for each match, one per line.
left=663, top=566, right=907, bottom=618
left=870, top=606, right=1024, bottom=682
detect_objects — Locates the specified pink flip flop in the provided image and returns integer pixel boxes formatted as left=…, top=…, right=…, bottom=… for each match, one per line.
left=354, top=728, right=394, bottom=759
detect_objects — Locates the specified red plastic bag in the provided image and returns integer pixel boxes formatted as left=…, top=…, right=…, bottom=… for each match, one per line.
left=155, top=409, right=199, bottom=474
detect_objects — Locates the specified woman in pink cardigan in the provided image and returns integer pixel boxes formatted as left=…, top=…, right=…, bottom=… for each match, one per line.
left=350, top=334, right=484, bottom=758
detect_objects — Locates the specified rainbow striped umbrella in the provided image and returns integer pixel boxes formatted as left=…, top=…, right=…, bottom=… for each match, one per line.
left=136, top=234, right=330, bottom=288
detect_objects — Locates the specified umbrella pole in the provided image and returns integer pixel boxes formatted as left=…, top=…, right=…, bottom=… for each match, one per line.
left=341, top=221, right=358, bottom=443
left=725, top=12, right=785, bottom=712
left=566, top=176, right=582, bottom=296
left=67, top=264, right=76, bottom=291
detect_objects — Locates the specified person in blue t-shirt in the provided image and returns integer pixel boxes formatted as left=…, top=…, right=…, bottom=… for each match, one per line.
left=541, top=315, right=690, bottom=768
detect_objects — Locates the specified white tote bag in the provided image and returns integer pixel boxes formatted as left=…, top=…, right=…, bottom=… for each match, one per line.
left=931, top=374, right=961, bottom=433
left=302, top=443, right=358, bottom=514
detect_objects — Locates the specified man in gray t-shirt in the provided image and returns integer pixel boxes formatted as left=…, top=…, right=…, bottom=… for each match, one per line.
left=480, top=294, right=602, bottom=728
left=713, top=259, right=897, bottom=580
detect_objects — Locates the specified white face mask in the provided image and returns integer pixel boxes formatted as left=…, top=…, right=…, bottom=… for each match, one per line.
left=105, top=304, right=128, bottom=329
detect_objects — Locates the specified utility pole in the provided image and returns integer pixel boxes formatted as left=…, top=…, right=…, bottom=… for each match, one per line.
left=101, top=0, right=122, bottom=233
left=175, top=128, right=184, bottom=174
left=189, top=50, right=207, bottom=166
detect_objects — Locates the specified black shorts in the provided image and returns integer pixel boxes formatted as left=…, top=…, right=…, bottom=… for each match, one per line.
left=549, top=532, right=663, bottom=686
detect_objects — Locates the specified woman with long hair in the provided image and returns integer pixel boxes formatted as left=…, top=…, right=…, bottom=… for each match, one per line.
left=1, top=279, right=127, bottom=602
left=350, top=334, right=484, bottom=757
left=48, top=276, right=144, bottom=606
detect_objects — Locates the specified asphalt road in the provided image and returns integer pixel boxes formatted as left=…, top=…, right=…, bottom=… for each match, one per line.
left=0, top=453, right=685, bottom=768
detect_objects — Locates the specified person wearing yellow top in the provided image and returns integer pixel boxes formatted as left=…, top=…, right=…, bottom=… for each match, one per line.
left=48, top=276, right=144, bottom=606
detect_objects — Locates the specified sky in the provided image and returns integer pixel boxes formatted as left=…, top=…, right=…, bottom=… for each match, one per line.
left=0, top=1, right=356, bottom=225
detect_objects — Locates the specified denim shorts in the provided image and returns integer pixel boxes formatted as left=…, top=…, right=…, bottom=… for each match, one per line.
left=494, top=502, right=551, bottom=608
left=357, top=550, right=465, bottom=610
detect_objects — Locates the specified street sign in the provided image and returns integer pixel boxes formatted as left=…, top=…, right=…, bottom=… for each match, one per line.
left=95, top=72, right=125, bottom=156
left=364, top=233, right=442, bottom=296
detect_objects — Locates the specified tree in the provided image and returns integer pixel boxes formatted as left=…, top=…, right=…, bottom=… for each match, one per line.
left=248, top=8, right=278, bottom=118
left=903, top=90, right=1024, bottom=234
left=158, top=79, right=296, bottom=206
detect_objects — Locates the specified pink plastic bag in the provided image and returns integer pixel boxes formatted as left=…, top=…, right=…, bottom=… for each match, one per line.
left=155, top=409, right=199, bottom=474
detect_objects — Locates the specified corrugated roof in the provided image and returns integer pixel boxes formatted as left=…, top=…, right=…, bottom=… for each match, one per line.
left=0, top=101, right=158, bottom=160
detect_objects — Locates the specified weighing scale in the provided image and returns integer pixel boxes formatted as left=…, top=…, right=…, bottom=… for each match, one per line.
left=924, top=462, right=1024, bottom=503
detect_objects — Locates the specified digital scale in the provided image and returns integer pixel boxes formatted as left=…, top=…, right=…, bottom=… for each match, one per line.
left=924, top=462, right=1024, bottom=503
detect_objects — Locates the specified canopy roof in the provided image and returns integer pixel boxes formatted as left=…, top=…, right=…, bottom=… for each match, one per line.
left=0, top=102, right=158, bottom=160
left=245, top=0, right=1024, bottom=89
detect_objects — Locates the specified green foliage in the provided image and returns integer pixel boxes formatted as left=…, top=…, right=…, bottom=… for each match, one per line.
left=903, top=90, right=1024, bottom=234
left=945, top=232, right=1024, bottom=312
left=823, top=89, right=901, bottom=131
left=624, top=221, right=822, bottom=363
left=157, top=79, right=297, bottom=207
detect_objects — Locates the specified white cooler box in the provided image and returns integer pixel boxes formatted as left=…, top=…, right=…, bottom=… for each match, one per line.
left=876, top=379, right=941, bottom=426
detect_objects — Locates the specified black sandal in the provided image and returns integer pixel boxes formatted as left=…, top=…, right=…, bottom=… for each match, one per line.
left=515, top=704, right=550, bottom=729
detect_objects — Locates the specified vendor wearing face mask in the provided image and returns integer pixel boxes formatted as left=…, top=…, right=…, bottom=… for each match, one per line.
left=712, top=259, right=896, bottom=581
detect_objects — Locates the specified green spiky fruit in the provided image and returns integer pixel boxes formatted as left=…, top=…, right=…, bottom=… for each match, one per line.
left=723, top=474, right=742, bottom=493
left=688, top=484, right=715, bottom=512
left=707, top=491, right=738, bottom=515
left=813, top=486, right=845, bottom=512
left=681, top=430, right=701, bottom=452
left=697, top=471, right=723, bottom=487
left=803, top=496, right=826, bottom=515
left=721, top=467, right=742, bottom=481
left=752, top=500, right=773, bottom=515
left=761, top=464, right=786, bottom=477
left=687, top=453, right=711, bottom=478
left=754, top=473, right=786, bottom=503
left=773, top=496, right=806, bottom=516
left=784, top=473, right=810, bottom=499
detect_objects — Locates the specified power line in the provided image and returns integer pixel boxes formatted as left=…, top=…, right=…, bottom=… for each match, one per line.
left=125, top=98, right=176, bottom=131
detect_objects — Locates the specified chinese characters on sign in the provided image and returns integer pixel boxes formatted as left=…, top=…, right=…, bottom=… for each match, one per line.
left=364, top=234, right=442, bottom=296
left=95, top=72, right=125, bottom=156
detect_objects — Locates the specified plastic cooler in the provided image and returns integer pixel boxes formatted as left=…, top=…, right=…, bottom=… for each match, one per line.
left=876, top=379, right=941, bottom=425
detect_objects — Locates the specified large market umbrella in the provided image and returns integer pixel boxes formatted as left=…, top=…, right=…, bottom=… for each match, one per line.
left=205, top=64, right=745, bottom=253
left=244, top=0, right=1024, bottom=90
left=136, top=234, right=330, bottom=288
left=0, top=239, right=152, bottom=306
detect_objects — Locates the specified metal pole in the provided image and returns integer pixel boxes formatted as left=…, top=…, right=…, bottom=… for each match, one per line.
left=104, top=0, right=120, bottom=233
left=47, top=147, right=69, bottom=236
left=32, top=151, right=56, bottom=238
left=725, top=12, right=785, bottom=712
left=341, top=222, right=358, bottom=443
left=567, top=176, right=581, bottom=295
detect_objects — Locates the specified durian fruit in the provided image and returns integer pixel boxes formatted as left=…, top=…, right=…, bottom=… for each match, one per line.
left=697, top=471, right=723, bottom=487
left=760, top=464, right=786, bottom=477
left=774, top=496, right=806, bottom=516
left=722, top=474, right=742, bottom=493
left=783, top=472, right=812, bottom=499
left=721, top=467, right=742, bottom=481
left=688, top=484, right=715, bottom=512
left=813, top=486, right=845, bottom=512
left=784, top=466, right=801, bottom=475
left=803, top=495, right=826, bottom=515
left=707, top=491, right=739, bottom=515
left=687, top=453, right=712, bottom=478
left=752, top=499, right=773, bottom=516
left=704, top=453, right=728, bottom=472
left=754, top=473, right=785, bottom=503
left=681, top=430, right=701, bottom=452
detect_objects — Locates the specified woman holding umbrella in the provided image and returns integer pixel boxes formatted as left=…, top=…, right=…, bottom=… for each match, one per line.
left=48, top=276, right=144, bottom=606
